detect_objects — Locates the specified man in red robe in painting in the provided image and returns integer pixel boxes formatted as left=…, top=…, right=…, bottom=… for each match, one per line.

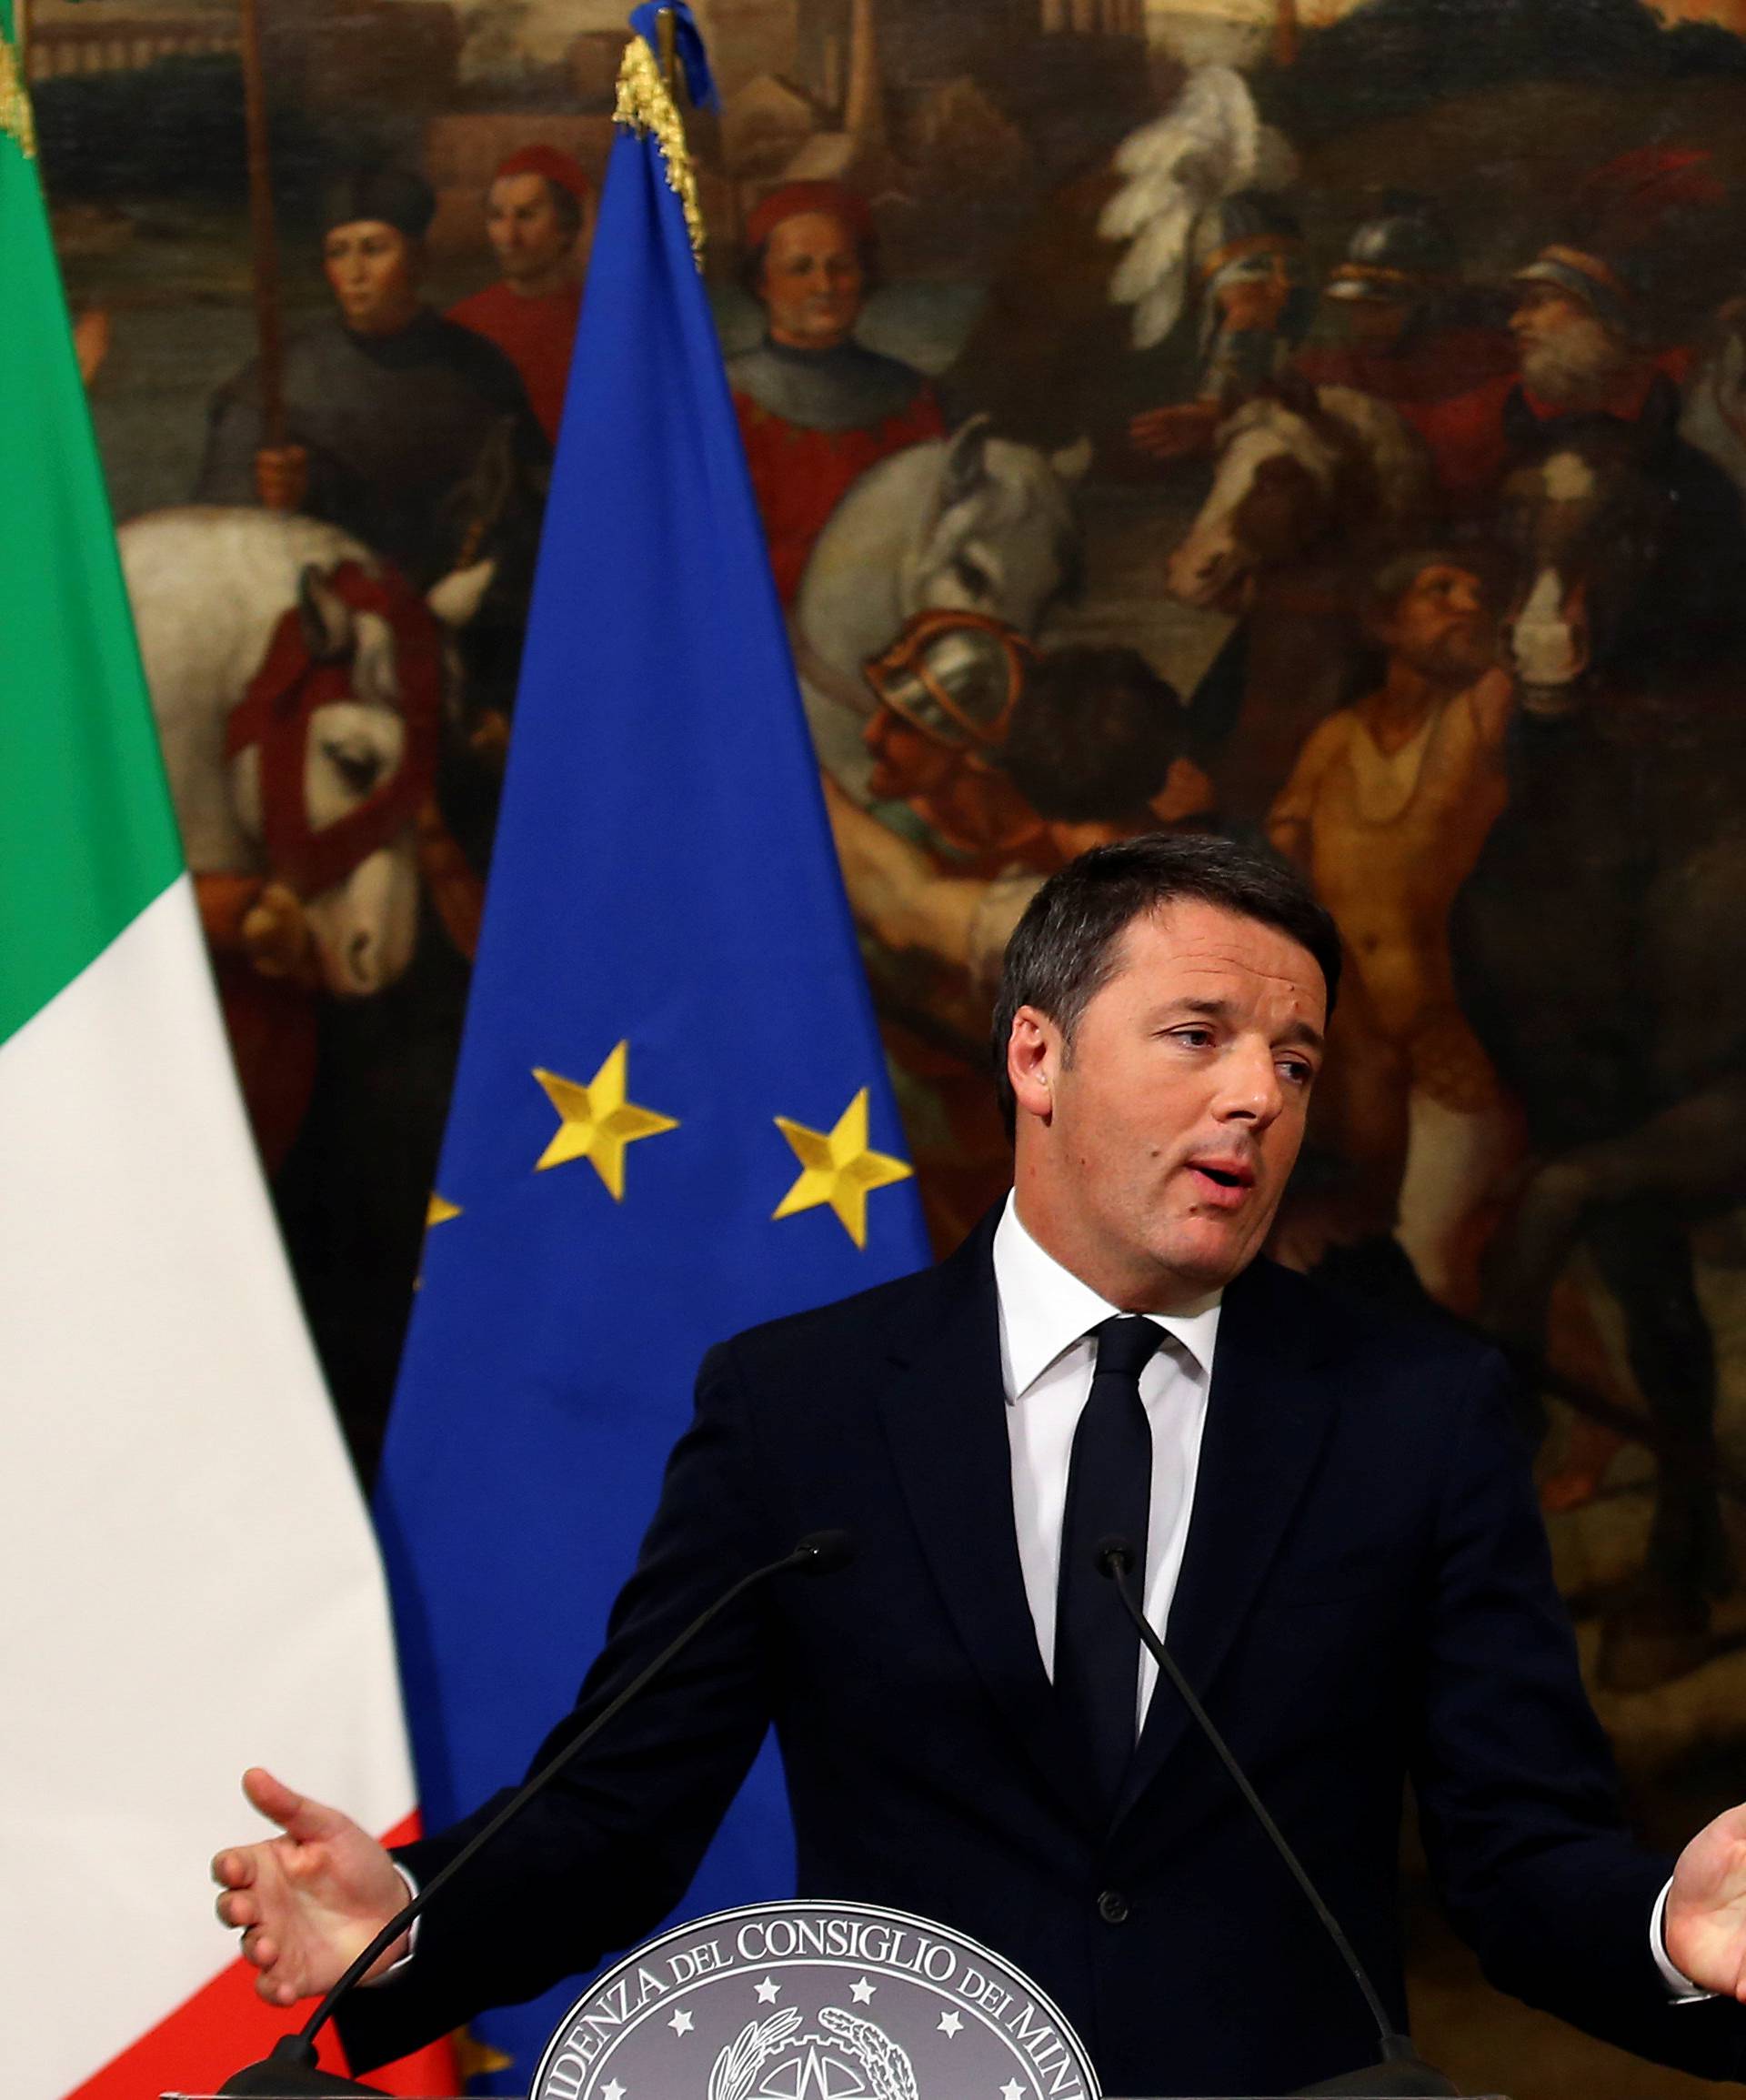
left=728, top=181, right=945, bottom=605
left=448, top=146, right=590, bottom=445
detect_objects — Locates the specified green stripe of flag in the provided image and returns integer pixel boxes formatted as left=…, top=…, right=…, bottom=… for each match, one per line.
left=0, top=10, right=184, bottom=1048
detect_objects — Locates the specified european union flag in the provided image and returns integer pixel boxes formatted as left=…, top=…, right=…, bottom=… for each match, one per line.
left=373, top=9, right=931, bottom=2085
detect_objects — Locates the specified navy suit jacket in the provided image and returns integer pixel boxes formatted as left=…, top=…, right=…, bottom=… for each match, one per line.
left=341, top=1219, right=1746, bottom=2094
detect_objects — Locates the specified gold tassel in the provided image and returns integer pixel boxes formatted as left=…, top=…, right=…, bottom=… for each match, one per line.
left=613, top=32, right=704, bottom=266
left=1, top=25, right=37, bottom=160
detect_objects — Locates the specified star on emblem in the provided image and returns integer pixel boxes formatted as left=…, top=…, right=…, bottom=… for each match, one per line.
left=772, top=1087, right=913, bottom=1247
left=667, top=2007, right=694, bottom=2034
left=532, top=1042, right=678, bottom=1198
left=938, top=2010, right=964, bottom=2037
left=848, top=1975, right=876, bottom=2004
left=601, top=2082, right=627, bottom=2100
left=754, top=1974, right=782, bottom=2004
left=1000, top=2082, right=1026, bottom=2100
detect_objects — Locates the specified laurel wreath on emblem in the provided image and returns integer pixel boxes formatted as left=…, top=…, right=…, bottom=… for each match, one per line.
left=705, top=2005, right=923, bottom=2100
left=707, top=2009, right=802, bottom=2100
left=816, top=2008, right=922, bottom=2100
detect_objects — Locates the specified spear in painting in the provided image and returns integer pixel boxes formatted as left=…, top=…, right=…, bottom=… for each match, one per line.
left=237, top=0, right=306, bottom=509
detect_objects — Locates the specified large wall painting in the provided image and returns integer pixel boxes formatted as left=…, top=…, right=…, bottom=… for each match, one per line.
left=33, top=1, right=1746, bottom=2086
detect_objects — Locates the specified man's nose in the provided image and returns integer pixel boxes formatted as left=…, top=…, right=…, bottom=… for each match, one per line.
left=1214, top=1043, right=1284, bottom=1124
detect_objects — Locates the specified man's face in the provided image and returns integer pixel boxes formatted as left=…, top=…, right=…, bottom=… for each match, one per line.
left=864, top=708, right=960, bottom=801
left=322, top=220, right=420, bottom=337
left=1008, top=901, right=1326, bottom=1311
left=1342, top=295, right=1412, bottom=352
left=486, top=172, right=576, bottom=286
left=1215, top=251, right=1291, bottom=335
left=1510, top=283, right=1625, bottom=403
left=1376, top=562, right=1495, bottom=685
left=757, top=211, right=866, bottom=351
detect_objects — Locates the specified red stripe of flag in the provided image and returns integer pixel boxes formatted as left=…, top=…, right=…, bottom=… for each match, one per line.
left=66, top=1815, right=460, bottom=2100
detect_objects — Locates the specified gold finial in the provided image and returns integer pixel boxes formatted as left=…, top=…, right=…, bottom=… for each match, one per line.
left=1, top=22, right=37, bottom=160
left=614, top=28, right=705, bottom=266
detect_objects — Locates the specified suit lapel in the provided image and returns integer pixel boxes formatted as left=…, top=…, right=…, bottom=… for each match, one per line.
left=1113, top=1259, right=1341, bottom=1826
left=876, top=1221, right=1103, bottom=1834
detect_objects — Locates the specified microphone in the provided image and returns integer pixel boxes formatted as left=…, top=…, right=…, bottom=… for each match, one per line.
left=1094, top=1538, right=1458, bottom=2099
left=220, top=1531, right=856, bottom=2097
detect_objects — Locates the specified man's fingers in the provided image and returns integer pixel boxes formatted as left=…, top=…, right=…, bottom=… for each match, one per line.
left=216, top=1889, right=259, bottom=1930
left=212, top=1847, right=256, bottom=1890
left=242, top=1764, right=343, bottom=1844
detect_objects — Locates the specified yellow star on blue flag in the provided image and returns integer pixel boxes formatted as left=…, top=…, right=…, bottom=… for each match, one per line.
left=774, top=1088, right=914, bottom=1248
left=533, top=1042, right=677, bottom=1198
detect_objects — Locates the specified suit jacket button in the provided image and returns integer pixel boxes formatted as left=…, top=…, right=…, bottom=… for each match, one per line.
left=1097, top=1889, right=1129, bottom=1924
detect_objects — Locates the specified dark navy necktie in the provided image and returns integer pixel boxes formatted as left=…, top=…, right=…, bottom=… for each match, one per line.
left=1055, top=1314, right=1159, bottom=1806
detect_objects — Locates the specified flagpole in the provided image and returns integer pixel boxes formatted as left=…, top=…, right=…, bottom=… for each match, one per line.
left=13, top=0, right=27, bottom=76
left=656, top=5, right=678, bottom=95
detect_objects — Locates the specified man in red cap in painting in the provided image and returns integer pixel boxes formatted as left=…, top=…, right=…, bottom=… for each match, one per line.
left=449, top=146, right=592, bottom=444
left=728, top=181, right=945, bottom=605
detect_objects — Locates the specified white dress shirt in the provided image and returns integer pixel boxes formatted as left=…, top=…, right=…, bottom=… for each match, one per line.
left=993, top=1193, right=1219, bottom=1730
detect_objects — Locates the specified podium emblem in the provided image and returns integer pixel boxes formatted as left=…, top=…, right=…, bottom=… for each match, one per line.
left=529, top=1900, right=1101, bottom=2100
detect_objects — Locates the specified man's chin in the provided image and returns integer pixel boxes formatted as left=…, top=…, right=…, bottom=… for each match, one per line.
left=1158, top=1219, right=1267, bottom=1295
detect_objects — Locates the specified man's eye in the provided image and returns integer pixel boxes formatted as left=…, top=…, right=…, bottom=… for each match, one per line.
left=1279, top=1059, right=1316, bottom=1086
left=1171, top=1027, right=1214, bottom=1048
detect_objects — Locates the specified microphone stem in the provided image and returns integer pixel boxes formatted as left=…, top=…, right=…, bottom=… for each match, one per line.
left=290, top=1541, right=814, bottom=2057
left=1109, top=1565, right=1408, bottom=2066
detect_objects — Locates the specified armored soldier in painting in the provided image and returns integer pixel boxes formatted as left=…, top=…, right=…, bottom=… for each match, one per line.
left=1295, top=195, right=1515, bottom=442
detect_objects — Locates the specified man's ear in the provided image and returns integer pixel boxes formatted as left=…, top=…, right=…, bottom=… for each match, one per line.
left=1007, top=1006, right=1059, bottom=1125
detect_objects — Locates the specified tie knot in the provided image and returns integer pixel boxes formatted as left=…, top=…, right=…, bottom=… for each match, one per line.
left=1093, top=1315, right=1160, bottom=1383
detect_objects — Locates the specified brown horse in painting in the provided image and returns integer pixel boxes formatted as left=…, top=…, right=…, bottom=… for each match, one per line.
left=1164, top=383, right=1432, bottom=823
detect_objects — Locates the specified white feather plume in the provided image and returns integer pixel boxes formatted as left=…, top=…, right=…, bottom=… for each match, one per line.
left=1099, top=65, right=1299, bottom=351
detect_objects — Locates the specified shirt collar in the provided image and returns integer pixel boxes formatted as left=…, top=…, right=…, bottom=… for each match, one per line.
left=992, top=1191, right=1223, bottom=1402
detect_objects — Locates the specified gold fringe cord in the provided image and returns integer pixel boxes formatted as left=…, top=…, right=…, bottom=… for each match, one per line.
left=1, top=26, right=36, bottom=159
left=614, top=31, right=704, bottom=266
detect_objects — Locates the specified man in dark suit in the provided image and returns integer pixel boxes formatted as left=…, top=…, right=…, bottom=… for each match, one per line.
left=215, top=838, right=1746, bottom=2095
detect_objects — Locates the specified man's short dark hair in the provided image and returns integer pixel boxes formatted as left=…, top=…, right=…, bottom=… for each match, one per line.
left=1002, top=646, right=1184, bottom=823
left=989, top=834, right=1342, bottom=1138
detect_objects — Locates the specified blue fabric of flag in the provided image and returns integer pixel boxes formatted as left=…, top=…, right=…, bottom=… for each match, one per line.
left=373, top=11, right=931, bottom=2085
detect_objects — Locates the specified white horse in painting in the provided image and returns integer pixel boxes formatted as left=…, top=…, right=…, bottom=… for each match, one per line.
left=791, top=416, right=1092, bottom=800
left=119, top=507, right=493, bottom=998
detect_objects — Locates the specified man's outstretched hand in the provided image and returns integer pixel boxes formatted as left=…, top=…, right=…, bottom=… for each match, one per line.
left=212, top=1769, right=410, bottom=2006
left=1666, top=1802, right=1746, bottom=1999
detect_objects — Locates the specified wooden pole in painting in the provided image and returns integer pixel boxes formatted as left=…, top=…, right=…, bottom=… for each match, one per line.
left=1273, top=0, right=1300, bottom=66
left=237, top=0, right=291, bottom=480
left=12, top=0, right=28, bottom=78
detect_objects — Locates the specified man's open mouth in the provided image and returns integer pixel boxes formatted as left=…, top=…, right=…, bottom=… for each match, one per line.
left=1189, top=1160, right=1256, bottom=1195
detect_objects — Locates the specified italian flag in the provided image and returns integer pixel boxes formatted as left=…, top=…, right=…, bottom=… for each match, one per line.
left=0, top=17, right=453, bottom=2097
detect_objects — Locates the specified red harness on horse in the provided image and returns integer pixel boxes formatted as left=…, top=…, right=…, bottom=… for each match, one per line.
left=226, top=561, right=443, bottom=899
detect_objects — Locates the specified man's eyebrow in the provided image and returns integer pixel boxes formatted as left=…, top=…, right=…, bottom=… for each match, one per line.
left=1162, top=996, right=1326, bottom=1054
